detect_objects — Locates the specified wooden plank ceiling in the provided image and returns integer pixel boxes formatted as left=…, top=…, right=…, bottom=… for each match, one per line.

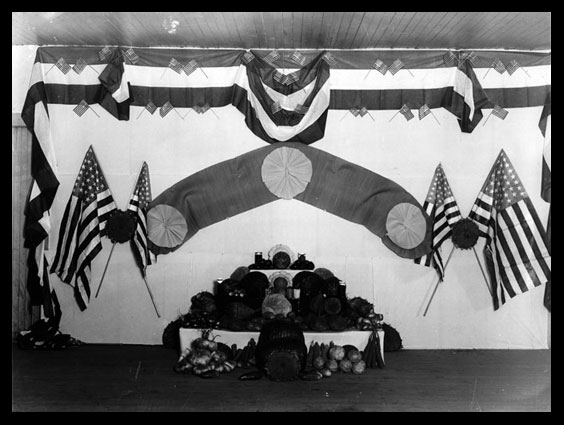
left=12, top=12, right=551, bottom=51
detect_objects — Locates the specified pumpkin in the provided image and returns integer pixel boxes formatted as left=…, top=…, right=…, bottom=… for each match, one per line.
left=326, top=359, right=339, bottom=372
left=328, top=345, right=345, bottom=361
left=352, top=360, right=366, bottom=374
left=313, top=356, right=326, bottom=370
left=339, top=359, right=352, bottom=373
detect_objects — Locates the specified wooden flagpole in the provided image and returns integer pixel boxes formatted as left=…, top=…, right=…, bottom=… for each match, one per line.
left=95, top=242, right=116, bottom=298
left=422, top=246, right=456, bottom=317
left=142, top=275, right=161, bottom=318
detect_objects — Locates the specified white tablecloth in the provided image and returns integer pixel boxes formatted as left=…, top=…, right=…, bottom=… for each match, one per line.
left=179, top=328, right=385, bottom=361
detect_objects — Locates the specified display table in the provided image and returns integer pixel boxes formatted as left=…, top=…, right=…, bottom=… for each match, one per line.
left=179, top=328, right=385, bottom=362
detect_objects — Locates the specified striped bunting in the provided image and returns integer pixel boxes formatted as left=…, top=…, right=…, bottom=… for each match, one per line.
left=50, top=146, right=117, bottom=311
left=538, top=97, right=551, bottom=312
left=127, top=162, right=152, bottom=277
left=468, top=150, right=551, bottom=310
left=21, top=56, right=60, bottom=319
left=414, top=164, right=462, bottom=281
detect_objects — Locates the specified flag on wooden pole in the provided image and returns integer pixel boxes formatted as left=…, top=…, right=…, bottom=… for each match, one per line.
left=468, top=150, right=551, bottom=310
left=414, top=164, right=463, bottom=281
left=128, top=162, right=152, bottom=277
left=50, top=146, right=117, bottom=310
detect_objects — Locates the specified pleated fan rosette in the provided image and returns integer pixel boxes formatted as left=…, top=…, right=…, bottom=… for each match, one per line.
left=261, top=146, right=313, bottom=200
left=147, top=204, right=188, bottom=249
left=385, top=202, right=427, bottom=250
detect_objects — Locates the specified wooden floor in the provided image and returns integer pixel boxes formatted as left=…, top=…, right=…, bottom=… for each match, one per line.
left=12, top=343, right=551, bottom=412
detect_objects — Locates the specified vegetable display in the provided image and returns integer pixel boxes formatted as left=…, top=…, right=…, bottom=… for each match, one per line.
left=304, top=341, right=371, bottom=379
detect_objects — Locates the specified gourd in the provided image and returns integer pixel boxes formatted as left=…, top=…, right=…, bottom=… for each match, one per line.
left=328, top=345, right=345, bottom=361
left=352, top=360, right=366, bottom=375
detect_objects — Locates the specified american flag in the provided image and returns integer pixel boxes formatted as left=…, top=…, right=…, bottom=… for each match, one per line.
left=123, top=48, right=139, bottom=64
left=506, top=60, right=521, bottom=75
left=168, top=57, right=184, bottom=74
left=414, top=164, right=462, bottom=281
left=290, top=51, right=307, bottom=66
left=322, top=52, right=337, bottom=67
left=283, top=73, right=299, bottom=85
left=295, top=103, right=309, bottom=114
left=443, top=51, right=458, bottom=67
left=359, top=107, right=368, bottom=117
left=399, top=104, right=414, bottom=121
left=388, top=59, right=405, bottom=75
left=264, top=50, right=280, bottom=65
left=373, top=59, right=388, bottom=75
left=128, top=162, right=152, bottom=277
left=492, top=104, right=509, bottom=120
left=242, top=51, right=255, bottom=64
left=273, top=70, right=285, bottom=83
left=350, top=108, right=360, bottom=117
left=73, top=100, right=95, bottom=117
left=55, top=57, right=72, bottom=74
left=145, top=101, right=157, bottom=115
left=460, top=51, right=478, bottom=66
left=419, top=104, right=432, bottom=120
left=271, top=101, right=282, bottom=114
left=492, top=58, right=506, bottom=74
left=468, top=150, right=551, bottom=310
left=160, top=101, right=174, bottom=117
left=183, top=59, right=199, bottom=76
left=98, top=46, right=113, bottom=61
left=50, top=146, right=117, bottom=311
left=538, top=100, right=551, bottom=311
left=72, top=58, right=88, bottom=74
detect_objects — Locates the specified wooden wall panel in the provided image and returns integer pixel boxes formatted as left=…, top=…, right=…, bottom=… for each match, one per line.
left=12, top=118, right=39, bottom=337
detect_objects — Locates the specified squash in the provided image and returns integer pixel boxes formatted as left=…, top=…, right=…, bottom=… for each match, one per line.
left=339, top=359, right=352, bottom=373
left=328, top=345, right=345, bottom=361
left=352, top=360, right=366, bottom=375
left=326, top=359, right=339, bottom=373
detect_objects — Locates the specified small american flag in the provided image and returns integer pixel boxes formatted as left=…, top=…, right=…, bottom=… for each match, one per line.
left=506, top=60, right=521, bottom=75
left=73, top=100, right=99, bottom=117
left=322, top=52, right=337, bottom=66
left=492, top=58, right=506, bottom=74
left=468, top=150, right=551, bottom=310
left=50, top=146, right=117, bottom=310
left=183, top=59, right=199, bottom=76
left=283, top=73, right=299, bottom=85
left=160, top=101, right=174, bottom=117
left=168, top=58, right=184, bottom=74
left=145, top=101, right=157, bottom=115
left=359, top=107, right=368, bottom=117
left=271, top=101, right=282, bottom=114
left=98, top=46, right=113, bottom=62
left=399, top=104, right=414, bottom=121
left=55, top=57, right=72, bottom=74
left=72, top=58, right=88, bottom=74
left=414, top=163, right=462, bottom=281
left=419, top=104, right=432, bottom=120
left=264, top=50, right=281, bottom=65
left=128, top=162, right=152, bottom=277
left=123, top=48, right=139, bottom=64
left=492, top=104, right=509, bottom=120
left=197, top=103, right=211, bottom=114
left=295, top=104, right=309, bottom=114
left=373, top=59, right=388, bottom=75
left=461, top=51, right=478, bottom=66
left=443, top=51, right=458, bottom=67
left=388, top=59, right=405, bottom=75
left=290, top=51, right=307, bottom=66
left=242, top=51, right=255, bottom=64
left=273, top=71, right=285, bottom=83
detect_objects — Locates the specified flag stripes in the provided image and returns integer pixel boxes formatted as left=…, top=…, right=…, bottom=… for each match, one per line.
left=468, top=151, right=550, bottom=310
left=50, top=147, right=117, bottom=310
left=128, top=162, right=152, bottom=277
